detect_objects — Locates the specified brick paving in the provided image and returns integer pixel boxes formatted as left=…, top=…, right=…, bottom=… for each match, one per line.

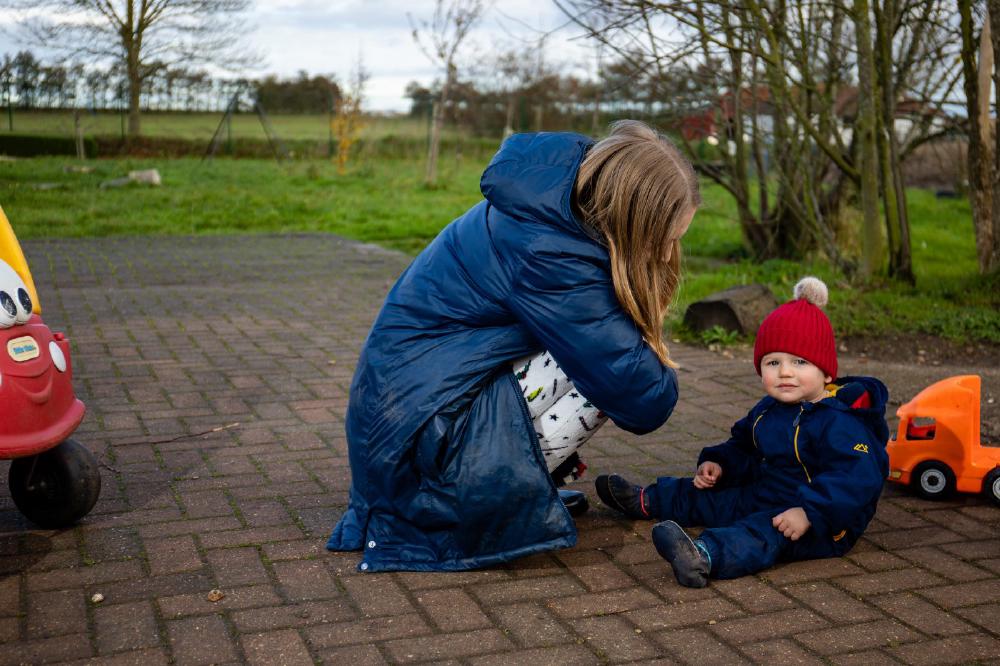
left=1, top=234, right=998, bottom=665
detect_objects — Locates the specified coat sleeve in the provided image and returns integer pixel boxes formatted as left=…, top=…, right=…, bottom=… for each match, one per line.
left=796, top=413, right=888, bottom=536
left=505, top=249, right=677, bottom=435
left=697, top=410, right=759, bottom=484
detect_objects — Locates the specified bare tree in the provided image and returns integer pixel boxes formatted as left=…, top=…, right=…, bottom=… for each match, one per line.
left=1, top=0, right=257, bottom=137
left=410, top=0, right=489, bottom=186
left=559, top=0, right=961, bottom=282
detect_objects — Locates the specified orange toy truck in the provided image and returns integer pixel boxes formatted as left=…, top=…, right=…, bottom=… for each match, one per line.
left=888, top=375, right=1000, bottom=506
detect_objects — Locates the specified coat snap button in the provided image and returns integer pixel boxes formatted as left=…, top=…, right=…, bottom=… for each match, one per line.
left=367, top=540, right=376, bottom=548
left=360, top=562, right=369, bottom=571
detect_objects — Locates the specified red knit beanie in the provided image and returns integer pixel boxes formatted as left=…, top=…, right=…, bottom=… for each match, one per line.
left=753, top=277, right=837, bottom=379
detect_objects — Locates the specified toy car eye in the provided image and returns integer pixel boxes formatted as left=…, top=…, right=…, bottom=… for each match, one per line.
left=15, top=287, right=31, bottom=323
left=0, top=291, right=15, bottom=328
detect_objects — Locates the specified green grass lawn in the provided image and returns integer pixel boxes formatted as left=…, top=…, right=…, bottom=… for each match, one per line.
left=1, top=153, right=997, bottom=344
left=0, top=111, right=455, bottom=143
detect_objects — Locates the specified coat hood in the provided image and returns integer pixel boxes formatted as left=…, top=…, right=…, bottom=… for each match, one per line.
left=480, top=132, right=595, bottom=237
left=817, top=375, right=890, bottom=445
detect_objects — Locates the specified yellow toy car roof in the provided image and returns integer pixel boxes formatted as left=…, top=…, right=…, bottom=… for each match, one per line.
left=0, top=205, right=41, bottom=313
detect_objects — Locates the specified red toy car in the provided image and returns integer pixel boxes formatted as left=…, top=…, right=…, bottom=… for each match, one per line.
left=888, top=375, right=1000, bottom=506
left=1, top=207, right=100, bottom=527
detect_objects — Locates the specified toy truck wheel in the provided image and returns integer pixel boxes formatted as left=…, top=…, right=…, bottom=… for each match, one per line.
left=911, top=461, right=956, bottom=500
left=8, top=438, right=102, bottom=528
left=984, top=469, right=1000, bottom=507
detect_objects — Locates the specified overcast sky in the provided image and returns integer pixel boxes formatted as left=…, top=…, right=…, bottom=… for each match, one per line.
left=0, top=1, right=598, bottom=113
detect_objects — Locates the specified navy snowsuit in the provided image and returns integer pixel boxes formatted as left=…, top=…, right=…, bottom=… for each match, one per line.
left=649, top=377, right=889, bottom=579
left=328, top=132, right=679, bottom=572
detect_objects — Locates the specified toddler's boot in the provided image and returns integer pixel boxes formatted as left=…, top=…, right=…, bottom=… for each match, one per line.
left=651, top=520, right=710, bottom=588
left=594, top=474, right=655, bottom=520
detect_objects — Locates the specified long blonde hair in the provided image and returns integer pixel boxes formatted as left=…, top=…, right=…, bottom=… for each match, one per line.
left=574, top=120, right=701, bottom=367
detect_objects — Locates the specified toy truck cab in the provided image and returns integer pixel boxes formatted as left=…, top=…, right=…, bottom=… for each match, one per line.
left=888, top=375, right=1000, bottom=505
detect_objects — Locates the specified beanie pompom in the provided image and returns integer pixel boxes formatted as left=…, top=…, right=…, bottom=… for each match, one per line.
left=793, top=277, right=828, bottom=308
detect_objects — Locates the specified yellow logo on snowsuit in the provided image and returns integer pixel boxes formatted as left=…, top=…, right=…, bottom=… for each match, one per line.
left=853, top=443, right=869, bottom=453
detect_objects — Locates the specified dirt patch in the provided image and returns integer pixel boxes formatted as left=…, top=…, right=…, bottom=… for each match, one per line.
left=839, top=333, right=1000, bottom=368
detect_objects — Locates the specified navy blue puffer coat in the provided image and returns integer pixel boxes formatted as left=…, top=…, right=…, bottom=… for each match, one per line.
left=327, top=132, right=679, bottom=571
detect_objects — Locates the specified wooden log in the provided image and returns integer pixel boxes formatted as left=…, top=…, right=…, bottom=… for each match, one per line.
left=683, top=284, right=779, bottom=335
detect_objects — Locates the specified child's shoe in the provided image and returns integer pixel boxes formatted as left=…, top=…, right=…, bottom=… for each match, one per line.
left=558, top=489, right=589, bottom=517
left=594, top=474, right=655, bottom=520
left=651, top=520, right=710, bottom=588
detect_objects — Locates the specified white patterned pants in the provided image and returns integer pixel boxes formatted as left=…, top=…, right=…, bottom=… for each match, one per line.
left=513, top=351, right=608, bottom=474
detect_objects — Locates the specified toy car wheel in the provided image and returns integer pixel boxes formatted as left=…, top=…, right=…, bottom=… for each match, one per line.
left=8, top=438, right=102, bottom=528
left=984, top=468, right=1000, bottom=507
left=911, top=461, right=956, bottom=500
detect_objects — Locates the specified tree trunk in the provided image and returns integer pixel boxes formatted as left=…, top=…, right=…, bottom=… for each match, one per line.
left=989, top=4, right=1000, bottom=271
left=874, top=0, right=913, bottom=283
left=425, top=99, right=443, bottom=185
left=961, top=0, right=997, bottom=273
left=854, top=0, right=883, bottom=279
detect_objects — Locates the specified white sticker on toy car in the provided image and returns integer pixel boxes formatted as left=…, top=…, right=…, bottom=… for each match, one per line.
left=7, top=335, right=39, bottom=362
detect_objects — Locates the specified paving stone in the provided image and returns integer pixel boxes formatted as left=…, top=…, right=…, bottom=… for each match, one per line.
left=547, top=586, right=661, bottom=618
left=572, top=615, right=659, bottom=662
left=782, top=581, right=883, bottom=623
left=0, top=634, right=93, bottom=665
left=828, top=649, right=901, bottom=665
left=836, top=568, right=946, bottom=597
left=710, top=608, right=829, bottom=643
left=304, top=613, right=432, bottom=649
left=741, top=638, right=826, bottom=665
left=145, top=535, right=204, bottom=575
left=795, top=619, right=922, bottom=655
left=64, top=646, right=171, bottom=665
left=0, top=616, right=20, bottom=643
left=892, top=633, right=1000, bottom=665
left=917, top=578, right=1000, bottom=609
left=624, top=597, right=744, bottom=631
left=470, top=645, right=600, bottom=665
left=382, top=628, right=513, bottom=662
left=952, top=602, right=1000, bottom=634
left=471, top=575, right=585, bottom=606
left=167, top=614, right=238, bottom=666
left=231, top=598, right=356, bottom=632
left=241, top=629, right=314, bottom=665
left=94, top=600, right=160, bottom=653
left=414, top=588, right=491, bottom=631
left=714, top=576, right=795, bottom=612
left=488, top=602, right=572, bottom=647
left=272, top=559, right=341, bottom=601
left=651, top=626, right=749, bottom=664
left=896, top=546, right=995, bottom=582
left=317, top=644, right=387, bottom=665
left=205, top=547, right=269, bottom=587
left=869, top=592, right=976, bottom=636
left=26, top=588, right=87, bottom=638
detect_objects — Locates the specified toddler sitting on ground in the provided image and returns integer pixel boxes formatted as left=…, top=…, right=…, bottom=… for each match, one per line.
left=596, top=277, right=890, bottom=587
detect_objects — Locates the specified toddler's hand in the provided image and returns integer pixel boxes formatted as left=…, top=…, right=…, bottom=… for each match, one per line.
left=772, top=507, right=811, bottom=540
left=693, top=462, right=722, bottom=489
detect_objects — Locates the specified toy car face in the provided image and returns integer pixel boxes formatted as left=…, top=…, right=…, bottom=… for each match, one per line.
left=0, top=259, right=85, bottom=458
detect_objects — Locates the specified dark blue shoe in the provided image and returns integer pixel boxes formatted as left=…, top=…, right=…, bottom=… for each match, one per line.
left=558, top=489, right=589, bottom=517
left=651, top=520, right=710, bottom=588
left=595, top=474, right=654, bottom=520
